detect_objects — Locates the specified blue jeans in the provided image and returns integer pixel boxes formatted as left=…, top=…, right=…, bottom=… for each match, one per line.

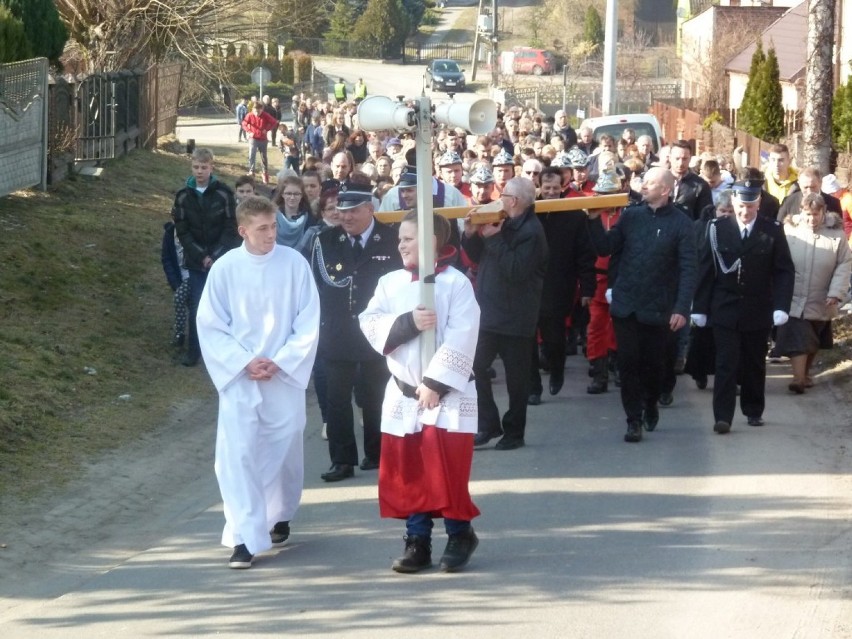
left=248, top=139, right=269, bottom=173
left=407, top=513, right=470, bottom=539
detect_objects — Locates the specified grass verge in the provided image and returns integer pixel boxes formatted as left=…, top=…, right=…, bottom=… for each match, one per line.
left=0, top=147, right=249, bottom=499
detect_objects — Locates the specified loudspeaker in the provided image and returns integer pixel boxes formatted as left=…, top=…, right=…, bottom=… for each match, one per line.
left=357, top=96, right=415, bottom=131
left=434, top=98, right=497, bottom=136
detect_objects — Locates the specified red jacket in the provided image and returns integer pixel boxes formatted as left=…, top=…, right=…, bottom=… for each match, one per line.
left=242, top=111, right=278, bottom=140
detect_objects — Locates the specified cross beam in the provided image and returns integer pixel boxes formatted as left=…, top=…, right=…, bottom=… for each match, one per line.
left=374, top=192, right=628, bottom=224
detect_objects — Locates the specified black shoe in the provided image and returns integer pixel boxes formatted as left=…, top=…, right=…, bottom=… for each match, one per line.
left=624, top=420, right=643, bottom=443
left=440, top=528, right=479, bottom=572
left=321, top=463, right=354, bottom=482
left=473, top=430, right=502, bottom=448
left=527, top=393, right=541, bottom=406
left=587, top=379, right=607, bottom=394
left=713, top=420, right=732, bottom=434
left=392, top=535, right=432, bottom=573
left=181, top=351, right=200, bottom=367
left=495, top=436, right=525, bottom=451
left=548, top=374, right=564, bottom=396
left=658, top=392, right=674, bottom=406
left=359, top=457, right=379, bottom=471
left=747, top=416, right=764, bottom=427
left=695, top=374, right=708, bottom=390
left=674, top=356, right=686, bottom=375
left=229, top=544, right=254, bottom=569
left=643, top=404, right=659, bottom=432
left=270, top=521, right=290, bottom=547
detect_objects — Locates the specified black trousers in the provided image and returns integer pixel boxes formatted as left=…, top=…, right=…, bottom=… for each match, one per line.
left=325, top=358, right=389, bottom=466
left=186, top=269, right=209, bottom=359
left=612, top=314, right=669, bottom=424
left=473, top=330, right=535, bottom=441
left=530, top=313, right=567, bottom=395
left=712, top=325, right=770, bottom=424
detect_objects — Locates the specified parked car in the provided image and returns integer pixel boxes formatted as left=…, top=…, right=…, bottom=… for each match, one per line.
left=425, top=59, right=466, bottom=92
left=511, top=47, right=556, bottom=75
left=579, top=114, right=664, bottom=152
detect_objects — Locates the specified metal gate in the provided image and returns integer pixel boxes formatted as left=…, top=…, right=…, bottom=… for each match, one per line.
left=75, top=74, right=116, bottom=161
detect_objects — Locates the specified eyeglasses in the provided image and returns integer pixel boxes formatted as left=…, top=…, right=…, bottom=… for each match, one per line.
left=283, top=192, right=302, bottom=198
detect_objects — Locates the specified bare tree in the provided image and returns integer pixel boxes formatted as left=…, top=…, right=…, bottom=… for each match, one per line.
left=680, top=12, right=768, bottom=113
left=803, top=0, right=834, bottom=172
left=54, top=0, right=273, bottom=72
left=617, top=29, right=653, bottom=88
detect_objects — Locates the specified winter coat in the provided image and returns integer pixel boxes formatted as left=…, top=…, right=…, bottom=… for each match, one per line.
left=784, top=212, right=852, bottom=320
left=587, top=201, right=697, bottom=326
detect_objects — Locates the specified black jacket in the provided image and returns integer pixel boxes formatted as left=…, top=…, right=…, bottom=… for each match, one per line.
left=311, top=220, right=402, bottom=361
left=461, top=205, right=549, bottom=337
left=673, top=172, right=714, bottom=221
left=537, top=208, right=595, bottom=316
left=777, top=190, right=842, bottom=222
left=693, top=214, right=794, bottom=332
left=171, top=177, right=239, bottom=272
left=587, top=201, right=697, bottom=326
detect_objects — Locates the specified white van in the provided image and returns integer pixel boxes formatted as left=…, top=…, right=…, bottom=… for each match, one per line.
left=579, top=114, right=663, bottom=152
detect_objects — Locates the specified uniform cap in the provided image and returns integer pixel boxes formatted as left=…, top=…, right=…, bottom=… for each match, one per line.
left=731, top=180, right=762, bottom=203
left=398, top=171, right=418, bottom=188
left=438, top=150, right=463, bottom=167
left=567, top=147, right=589, bottom=168
left=492, top=148, right=515, bottom=166
left=336, top=182, right=374, bottom=209
left=470, top=165, right=495, bottom=185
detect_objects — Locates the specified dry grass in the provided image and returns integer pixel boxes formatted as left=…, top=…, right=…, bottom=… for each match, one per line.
left=0, top=148, right=249, bottom=499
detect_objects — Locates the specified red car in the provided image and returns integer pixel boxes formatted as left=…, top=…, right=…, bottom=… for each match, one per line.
left=512, top=47, right=555, bottom=75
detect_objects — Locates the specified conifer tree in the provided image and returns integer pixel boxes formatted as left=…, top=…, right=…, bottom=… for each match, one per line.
left=737, top=39, right=764, bottom=132
left=0, top=0, right=67, bottom=63
left=583, top=6, right=604, bottom=53
left=352, top=0, right=410, bottom=58
left=0, top=5, right=29, bottom=63
left=755, top=45, right=784, bottom=142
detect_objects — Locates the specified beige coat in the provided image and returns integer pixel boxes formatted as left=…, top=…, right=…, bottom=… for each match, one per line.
left=784, top=212, right=852, bottom=320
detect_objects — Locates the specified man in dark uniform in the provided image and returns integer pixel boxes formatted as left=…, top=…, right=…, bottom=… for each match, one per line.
left=691, top=180, right=795, bottom=434
left=311, top=182, right=402, bottom=480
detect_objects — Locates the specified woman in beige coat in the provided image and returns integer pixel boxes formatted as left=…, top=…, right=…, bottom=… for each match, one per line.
left=775, top=193, right=852, bottom=393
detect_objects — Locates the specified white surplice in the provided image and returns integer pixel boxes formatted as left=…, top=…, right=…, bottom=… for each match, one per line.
left=359, top=266, right=480, bottom=436
left=197, top=243, right=320, bottom=554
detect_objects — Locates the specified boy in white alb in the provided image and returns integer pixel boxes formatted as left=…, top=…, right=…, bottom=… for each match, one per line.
left=197, top=195, right=320, bottom=569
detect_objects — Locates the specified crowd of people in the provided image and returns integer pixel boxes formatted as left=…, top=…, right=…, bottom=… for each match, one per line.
left=166, top=91, right=852, bottom=573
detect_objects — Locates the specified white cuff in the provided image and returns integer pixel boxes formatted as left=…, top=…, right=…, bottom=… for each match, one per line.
left=690, top=314, right=707, bottom=327
left=773, top=310, right=789, bottom=326
left=605, top=289, right=613, bottom=304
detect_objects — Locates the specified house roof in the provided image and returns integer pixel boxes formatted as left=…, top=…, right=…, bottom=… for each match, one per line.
left=725, top=0, right=807, bottom=82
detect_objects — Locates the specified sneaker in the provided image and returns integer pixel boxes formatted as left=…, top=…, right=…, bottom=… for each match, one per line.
left=440, top=528, right=479, bottom=572
left=229, top=544, right=254, bottom=569
left=270, top=521, right=290, bottom=547
left=392, top=535, right=432, bottom=573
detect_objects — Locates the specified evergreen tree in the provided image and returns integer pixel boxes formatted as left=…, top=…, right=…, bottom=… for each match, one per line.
left=583, top=6, right=604, bottom=52
left=352, top=0, right=410, bottom=58
left=326, top=1, right=357, bottom=42
left=0, top=0, right=67, bottom=63
left=755, top=45, right=784, bottom=142
left=832, top=81, right=852, bottom=151
left=737, top=39, right=764, bottom=132
left=0, top=5, right=29, bottom=63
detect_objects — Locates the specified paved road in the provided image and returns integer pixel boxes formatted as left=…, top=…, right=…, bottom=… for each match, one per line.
left=1, top=351, right=850, bottom=638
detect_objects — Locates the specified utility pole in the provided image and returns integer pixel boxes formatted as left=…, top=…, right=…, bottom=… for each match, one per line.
left=491, top=0, right=499, bottom=88
left=471, top=0, right=484, bottom=81
left=601, top=0, right=617, bottom=115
